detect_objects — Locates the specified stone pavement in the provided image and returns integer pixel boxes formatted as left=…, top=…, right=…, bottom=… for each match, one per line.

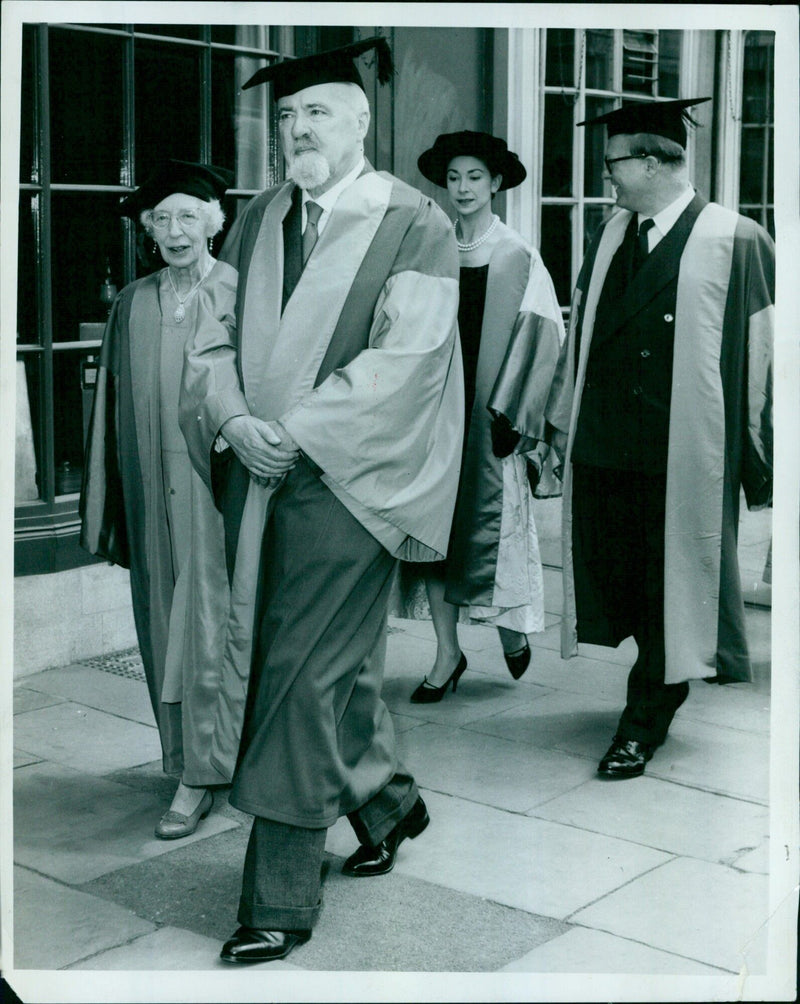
left=8, top=565, right=791, bottom=1001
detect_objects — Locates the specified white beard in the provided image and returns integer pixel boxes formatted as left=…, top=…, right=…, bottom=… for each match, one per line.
left=287, top=150, right=331, bottom=191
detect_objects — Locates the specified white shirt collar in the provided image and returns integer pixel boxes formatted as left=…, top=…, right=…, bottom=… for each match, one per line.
left=638, top=185, right=695, bottom=239
left=302, top=157, right=365, bottom=227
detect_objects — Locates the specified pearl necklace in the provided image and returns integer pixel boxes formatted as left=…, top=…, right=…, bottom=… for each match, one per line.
left=454, top=214, right=499, bottom=252
left=167, top=259, right=215, bottom=323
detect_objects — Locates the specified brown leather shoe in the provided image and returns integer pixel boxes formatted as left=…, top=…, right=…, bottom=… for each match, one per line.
left=220, top=926, right=311, bottom=963
left=342, top=796, right=429, bottom=876
left=597, top=737, right=655, bottom=779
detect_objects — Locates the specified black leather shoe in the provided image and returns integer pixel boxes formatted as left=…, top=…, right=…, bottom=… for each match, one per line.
left=220, top=926, right=311, bottom=963
left=504, top=642, right=531, bottom=680
left=597, top=737, right=655, bottom=779
left=410, top=653, right=467, bottom=703
left=342, top=796, right=430, bottom=876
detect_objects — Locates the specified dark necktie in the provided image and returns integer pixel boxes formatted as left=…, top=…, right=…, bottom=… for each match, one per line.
left=302, top=201, right=323, bottom=265
left=632, top=217, right=655, bottom=274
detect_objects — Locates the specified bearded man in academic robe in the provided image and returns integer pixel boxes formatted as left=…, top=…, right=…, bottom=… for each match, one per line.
left=179, top=37, right=463, bottom=963
left=557, top=97, right=774, bottom=780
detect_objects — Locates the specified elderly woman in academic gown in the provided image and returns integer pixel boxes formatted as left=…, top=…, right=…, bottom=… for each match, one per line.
left=410, top=131, right=570, bottom=702
left=80, top=160, right=236, bottom=838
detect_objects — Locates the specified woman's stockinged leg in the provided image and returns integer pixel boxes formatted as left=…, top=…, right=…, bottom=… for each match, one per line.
left=424, top=572, right=463, bottom=687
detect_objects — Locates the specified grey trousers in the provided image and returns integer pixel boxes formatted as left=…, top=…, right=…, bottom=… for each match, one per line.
left=238, top=770, right=418, bottom=930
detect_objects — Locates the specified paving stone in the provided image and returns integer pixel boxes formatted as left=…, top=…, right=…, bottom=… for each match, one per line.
left=500, top=926, right=721, bottom=973
left=13, top=701, right=162, bottom=774
left=731, top=839, right=770, bottom=874
left=326, top=790, right=670, bottom=920
left=681, top=679, right=770, bottom=734
left=68, top=926, right=304, bottom=971
left=395, top=722, right=595, bottom=812
left=15, top=665, right=154, bottom=727
left=14, top=866, right=155, bottom=970
left=645, top=718, right=770, bottom=804
left=530, top=775, right=769, bottom=863
left=14, top=762, right=240, bottom=884
left=13, top=749, right=42, bottom=769
left=80, top=827, right=570, bottom=972
left=571, top=857, right=768, bottom=973
left=13, top=687, right=65, bottom=715
left=463, top=688, right=622, bottom=754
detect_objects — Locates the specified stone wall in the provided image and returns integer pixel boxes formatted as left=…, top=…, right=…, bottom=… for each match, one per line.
left=14, top=562, right=137, bottom=678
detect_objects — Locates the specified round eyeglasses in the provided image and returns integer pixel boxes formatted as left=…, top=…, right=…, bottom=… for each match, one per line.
left=148, top=210, right=202, bottom=231
left=604, top=153, right=648, bottom=173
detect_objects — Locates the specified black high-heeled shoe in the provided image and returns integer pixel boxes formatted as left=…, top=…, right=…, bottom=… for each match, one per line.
left=504, top=642, right=531, bottom=680
left=410, top=652, right=468, bottom=703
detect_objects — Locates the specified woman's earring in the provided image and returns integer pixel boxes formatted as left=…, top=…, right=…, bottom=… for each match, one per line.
left=152, top=240, right=159, bottom=256
left=208, top=237, right=214, bottom=253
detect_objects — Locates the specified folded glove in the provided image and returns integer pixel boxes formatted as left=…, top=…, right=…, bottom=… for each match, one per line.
left=490, top=413, right=521, bottom=458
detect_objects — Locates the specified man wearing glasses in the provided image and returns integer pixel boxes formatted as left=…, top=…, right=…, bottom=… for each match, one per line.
left=557, top=98, right=774, bottom=778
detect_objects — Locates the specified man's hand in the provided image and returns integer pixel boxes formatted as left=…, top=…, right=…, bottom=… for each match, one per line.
left=221, top=415, right=300, bottom=481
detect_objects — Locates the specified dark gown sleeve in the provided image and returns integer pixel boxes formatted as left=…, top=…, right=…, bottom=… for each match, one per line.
left=79, top=290, right=132, bottom=568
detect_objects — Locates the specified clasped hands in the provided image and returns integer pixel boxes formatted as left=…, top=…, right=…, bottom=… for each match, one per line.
left=221, top=415, right=299, bottom=489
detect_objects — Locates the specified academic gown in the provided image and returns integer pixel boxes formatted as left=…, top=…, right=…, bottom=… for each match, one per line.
left=80, top=263, right=235, bottom=783
left=444, top=223, right=569, bottom=631
left=180, top=168, right=463, bottom=825
left=558, top=196, right=774, bottom=684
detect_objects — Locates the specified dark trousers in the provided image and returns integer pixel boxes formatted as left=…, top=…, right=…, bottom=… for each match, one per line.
left=573, top=464, right=689, bottom=746
left=222, top=456, right=420, bottom=930
left=239, top=772, right=418, bottom=930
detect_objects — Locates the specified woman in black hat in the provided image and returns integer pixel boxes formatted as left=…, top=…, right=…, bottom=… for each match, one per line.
left=410, top=131, right=569, bottom=702
left=81, top=160, right=237, bottom=836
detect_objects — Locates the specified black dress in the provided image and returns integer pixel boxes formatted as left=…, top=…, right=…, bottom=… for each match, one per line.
left=457, top=265, right=489, bottom=424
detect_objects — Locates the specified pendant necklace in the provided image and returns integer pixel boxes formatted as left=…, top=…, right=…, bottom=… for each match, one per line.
left=455, top=214, right=499, bottom=252
left=167, top=259, right=214, bottom=323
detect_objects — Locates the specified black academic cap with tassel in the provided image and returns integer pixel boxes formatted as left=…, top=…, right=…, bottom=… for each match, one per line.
left=578, top=96, right=712, bottom=149
left=242, top=35, right=394, bottom=100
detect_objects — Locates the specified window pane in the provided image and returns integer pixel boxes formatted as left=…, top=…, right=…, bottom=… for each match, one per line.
left=135, top=23, right=202, bottom=40
left=135, top=40, right=201, bottom=181
left=20, top=25, right=35, bottom=182
left=739, top=127, right=766, bottom=204
left=742, top=32, right=774, bottom=124
left=212, top=52, right=275, bottom=191
left=49, top=29, right=125, bottom=184
left=584, top=204, right=613, bottom=249
left=542, top=94, right=573, bottom=197
left=17, top=193, right=40, bottom=345
left=540, top=205, right=572, bottom=306
left=50, top=193, right=126, bottom=344
left=585, top=30, right=614, bottom=91
left=211, top=25, right=272, bottom=47
left=545, top=29, right=575, bottom=88
left=657, top=30, right=681, bottom=97
left=16, top=352, right=43, bottom=502
left=622, top=30, right=657, bottom=96
left=54, top=348, right=101, bottom=494
left=583, top=96, right=615, bottom=197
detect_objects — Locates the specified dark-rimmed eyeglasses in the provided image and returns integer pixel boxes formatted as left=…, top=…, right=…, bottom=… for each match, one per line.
left=604, top=153, right=649, bottom=173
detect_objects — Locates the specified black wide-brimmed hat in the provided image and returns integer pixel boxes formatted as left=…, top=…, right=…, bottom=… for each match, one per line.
left=417, top=131, right=527, bottom=191
left=578, top=96, right=711, bottom=149
left=119, top=159, right=234, bottom=217
left=242, top=35, right=393, bottom=100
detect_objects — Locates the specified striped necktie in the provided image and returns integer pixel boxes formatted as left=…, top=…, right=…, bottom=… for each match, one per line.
left=302, top=201, right=323, bottom=265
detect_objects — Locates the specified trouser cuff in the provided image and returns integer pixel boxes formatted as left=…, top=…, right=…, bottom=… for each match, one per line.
left=238, top=899, right=321, bottom=931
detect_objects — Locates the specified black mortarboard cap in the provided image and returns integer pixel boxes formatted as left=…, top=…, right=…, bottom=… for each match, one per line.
left=119, top=159, right=234, bottom=217
left=578, top=96, right=712, bottom=148
left=242, top=35, right=394, bottom=99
